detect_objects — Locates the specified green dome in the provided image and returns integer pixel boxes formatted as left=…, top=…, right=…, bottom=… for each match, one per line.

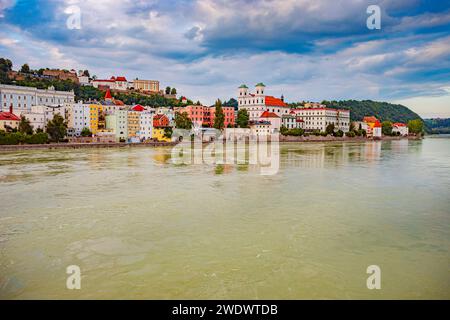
left=255, top=82, right=266, bottom=87
left=239, top=84, right=248, bottom=89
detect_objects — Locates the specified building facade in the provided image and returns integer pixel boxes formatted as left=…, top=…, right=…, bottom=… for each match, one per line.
left=68, top=103, right=90, bottom=136
left=175, top=105, right=235, bottom=128
left=22, top=105, right=69, bottom=132
left=0, top=84, right=75, bottom=114
left=291, top=107, right=350, bottom=132
left=138, top=112, right=154, bottom=141
left=237, top=83, right=290, bottom=121
left=392, top=123, right=409, bottom=136
left=132, top=79, right=160, bottom=93
left=0, top=108, right=20, bottom=131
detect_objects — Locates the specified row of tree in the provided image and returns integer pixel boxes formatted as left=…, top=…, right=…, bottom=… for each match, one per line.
left=0, top=114, right=68, bottom=145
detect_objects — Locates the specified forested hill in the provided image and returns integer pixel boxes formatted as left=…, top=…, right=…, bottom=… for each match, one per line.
left=321, top=100, right=422, bottom=123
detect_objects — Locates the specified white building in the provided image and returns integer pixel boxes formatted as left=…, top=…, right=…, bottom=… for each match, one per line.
left=92, top=76, right=129, bottom=91
left=282, top=113, right=305, bottom=130
left=249, top=120, right=272, bottom=136
left=0, top=84, right=75, bottom=114
left=22, top=104, right=70, bottom=131
left=259, top=110, right=282, bottom=132
left=238, top=83, right=290, bottom=121
left=138, top=112, right=155, bottom=141
left=291, top=107, right=350, bottom=132
left=392, top=123, right=409, bottom=136
left=68, top=103, right=90, bottom=136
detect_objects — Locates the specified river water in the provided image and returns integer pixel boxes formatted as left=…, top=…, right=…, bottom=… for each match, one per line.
left=0, top=137, right=449, bottom=299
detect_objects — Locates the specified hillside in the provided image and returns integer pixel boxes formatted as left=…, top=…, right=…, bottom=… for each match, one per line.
left=321, top=100, right=422, bottom=123
left=424, top=118, right=450, bottom=134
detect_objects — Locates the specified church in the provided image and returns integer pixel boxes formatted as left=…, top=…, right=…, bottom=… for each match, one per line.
left=237, top=83, right=290, bottom=121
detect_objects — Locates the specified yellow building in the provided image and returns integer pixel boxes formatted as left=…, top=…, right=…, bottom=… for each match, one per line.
left=127, top=111, right=140, bottom=138
left=89, top=104, right=103, bottom=134
left=152, top=127, right=171, bottom=142
left=133, top=79, right=159, bottom=93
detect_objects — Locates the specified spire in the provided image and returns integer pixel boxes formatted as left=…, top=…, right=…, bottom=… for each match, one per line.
left=105, top=89, right=112, bottom=100
left=281, top=94, right=284, bottom=102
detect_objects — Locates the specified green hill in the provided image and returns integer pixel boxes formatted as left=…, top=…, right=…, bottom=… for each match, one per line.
left=424, top=118, right=450, bottom=134
left=321, top=100, right=422, bottom=123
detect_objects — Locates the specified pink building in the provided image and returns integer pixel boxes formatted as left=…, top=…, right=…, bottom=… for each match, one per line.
left=175, top=105, right=235, bottom=128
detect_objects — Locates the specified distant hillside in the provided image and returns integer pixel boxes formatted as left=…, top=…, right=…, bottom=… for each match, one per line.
left=424, top=118, right=450, bottom=134
left=321, top=100, right=422, bottom=123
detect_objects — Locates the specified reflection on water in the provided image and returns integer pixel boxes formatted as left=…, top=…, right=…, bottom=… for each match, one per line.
left=0, top=138, right=449, bottom=299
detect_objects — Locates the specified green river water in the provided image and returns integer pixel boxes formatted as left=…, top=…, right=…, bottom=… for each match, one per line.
left=0, top=138, right=449, bottom=299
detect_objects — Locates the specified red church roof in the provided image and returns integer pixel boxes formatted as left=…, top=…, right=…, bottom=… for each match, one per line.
left=132, top=104, right=145, bottom=111
left=265, top=96, right=287, bottom=107
left=0, top=112, right=20, bottom=121
left=260, top=110, right=280, bottom=118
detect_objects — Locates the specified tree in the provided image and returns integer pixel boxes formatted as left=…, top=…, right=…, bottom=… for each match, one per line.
left=174, top=112, right=193, bottom=130
left=164, top=127, right=173, bottom=139
left=165, top=86, right=171, bottom=95
left=236, top=109, right=249, bottom=128
left=213, top=99, right=225, bottom=130
left=408, top=119, right=424, bottom=135
left=325, top=123, right=335, bottom=135
left=382, top=121, right=393, bottom=136
left=170, top=87, right=177, bottom=95
left=18, top=116, right=33, bottom=135
left=83, top=70, right=90, bottom=77
left=46, top=114, right=67, bottom=142
left=20, top=63, right=31, bottom=74
left=0, top=58, right=13, bottom=72
left=80, top=127, right=92, bottom=137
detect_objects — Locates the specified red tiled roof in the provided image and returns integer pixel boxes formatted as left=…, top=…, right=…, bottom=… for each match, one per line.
left=260, top=110, right=280, bottom=118
left=114, top=100, right=124, bottom=106
left=393, top=122, right=406, bottom=127
left=116, top=76, right=127, bottom=81
left=153, top=114, right=166, bottom=120
left=374, top=121, right=382, bottom=128
left=132, top=104, right=145, bottom=111
left=0, top=112, right=20, bottom=121
left=265, top=96, right=287, bottom=107
left=363, top=116, right=379, bottom=123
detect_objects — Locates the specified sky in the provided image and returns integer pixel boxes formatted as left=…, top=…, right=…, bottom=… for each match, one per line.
left=0, top=0, right=449, bottom=118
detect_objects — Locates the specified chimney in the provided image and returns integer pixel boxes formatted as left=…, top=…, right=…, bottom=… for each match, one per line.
left=9, top=104, right=13, bottom=114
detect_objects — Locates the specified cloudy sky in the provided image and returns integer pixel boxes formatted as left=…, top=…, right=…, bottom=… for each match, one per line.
left=0, top=0, right=449, bottom=117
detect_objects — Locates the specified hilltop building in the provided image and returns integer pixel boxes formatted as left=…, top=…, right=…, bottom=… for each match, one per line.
left=132, top=79, right=160, bottom=93
left=92, top=76, right=129, bottom=91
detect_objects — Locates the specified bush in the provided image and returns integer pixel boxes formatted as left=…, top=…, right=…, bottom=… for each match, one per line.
left=312, top=129, right=321, bottom=136
left=334, top=130, right=344, bottom=137
left=25, top=132, right=49, bottom=144
left=346, top=131, right=356, bottom=137
left=0, top=132, right=48, bottom=145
